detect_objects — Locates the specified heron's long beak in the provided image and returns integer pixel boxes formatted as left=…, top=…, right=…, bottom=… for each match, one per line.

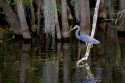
left=69, top=27, right=75, bottom=32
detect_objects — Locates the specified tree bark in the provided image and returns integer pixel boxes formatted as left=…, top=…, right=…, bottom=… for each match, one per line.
left=0, top=0, right=22, bottom=35
left=79, top=0, right=90, bottom=34
left=61, top=0, right=70, bottom=39
left=14, top=0, right=31, bottom=39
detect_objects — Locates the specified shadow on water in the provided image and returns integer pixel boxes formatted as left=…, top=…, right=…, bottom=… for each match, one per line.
left=0, top=27, right=125, bottom=83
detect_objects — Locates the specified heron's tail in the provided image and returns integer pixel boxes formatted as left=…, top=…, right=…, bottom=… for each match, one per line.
left=92, top=38, right=100, bottom=44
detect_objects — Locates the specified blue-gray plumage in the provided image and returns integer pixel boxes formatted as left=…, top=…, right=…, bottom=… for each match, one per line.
left=70, top=25, right=100, bottom=44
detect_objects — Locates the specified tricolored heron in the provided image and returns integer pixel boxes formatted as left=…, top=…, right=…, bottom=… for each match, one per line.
left=70, top=25, right=100, bottom=44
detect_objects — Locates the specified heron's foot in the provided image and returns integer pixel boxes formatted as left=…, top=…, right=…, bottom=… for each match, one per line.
left=85, top=43, right=93, bottom=48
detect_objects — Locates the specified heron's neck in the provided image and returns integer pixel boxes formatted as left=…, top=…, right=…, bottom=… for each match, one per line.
left=75, top=29, right=80, bottom=40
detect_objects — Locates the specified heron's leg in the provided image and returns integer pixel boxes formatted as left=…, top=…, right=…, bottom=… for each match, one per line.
left=86, top=43, right=93, bottom=48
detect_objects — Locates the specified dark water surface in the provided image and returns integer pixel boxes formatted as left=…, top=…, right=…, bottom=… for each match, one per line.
left=0, top=33, right=125, bottom=83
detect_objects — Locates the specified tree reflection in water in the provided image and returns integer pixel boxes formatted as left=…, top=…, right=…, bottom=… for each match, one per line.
left=42, top=57, right=59, bottom=83
left=19, top=43, right=31, bottom=83
left=0, top=27, right=125, bottom=83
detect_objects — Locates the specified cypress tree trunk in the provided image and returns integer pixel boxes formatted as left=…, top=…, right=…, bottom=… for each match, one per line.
left=54, top=0, right=61, bottom=40
left=61, top=0, right=70, bottom=39
left=36, top=0, right=42, bottom=32
left=14, top=0, right=31, bottom=39
left=73, top=0, right=80, bottom=22
left=0, top=0, right=22, bottom=35
left=97, top=0, right=107, bottom=32
left=119, top=0, right=125, bottom=10
left=79, top=0, right=90, bottom=35
left=30, top=3, right=36, bottom=32
left=43, top=0, right=56, bottom=49
left=118, top=0, right=125, bottom=31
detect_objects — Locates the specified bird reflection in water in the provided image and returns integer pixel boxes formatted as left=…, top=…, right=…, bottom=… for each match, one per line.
left=78, top=62, right=101, bottom=83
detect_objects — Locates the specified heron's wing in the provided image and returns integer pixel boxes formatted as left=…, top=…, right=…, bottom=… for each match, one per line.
left=80, top=34, right=100, bottom=44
